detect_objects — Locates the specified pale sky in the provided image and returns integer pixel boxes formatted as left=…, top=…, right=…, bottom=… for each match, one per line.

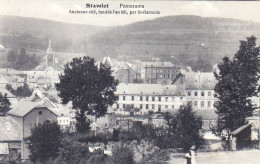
left=0, top=0, right=260, bottom=26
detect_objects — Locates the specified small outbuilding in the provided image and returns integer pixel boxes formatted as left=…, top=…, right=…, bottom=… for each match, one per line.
left=230, top=123, right=252, bottom=150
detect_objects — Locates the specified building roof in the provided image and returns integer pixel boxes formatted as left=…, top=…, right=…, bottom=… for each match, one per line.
left=115, top=83, right=185, bottom=96
left=141, top=61, right=176, bottom=68
left=37, top=87, right=48, bottom=94
left=51, top=104, right=70, bottom=117
left=0, top=116, right=22, bottom=141
left=0, top=88, right=16, bottom=98
left=231, top=123, right=252, bottom=136
left=8, top=100, right=45, bottom=117
left=113, top=62, right=135, bottom=73
left=35, top=61, right=64, bottom=72
left=102, top=57, right=113, bottom=66
left=7, top=99, right=58, bottom=117
left=44, top=94, right=59, bottom=103
left=27, top=78, right=37, bottom=83
left=149, top=113, right=165, bottom=119
left=34, top=63, right=46, bottom=71
left=0, top=76, right=9, bottom=84
left=184, top=71, right=217, bottom=90
left=3, top=76, right=24, bottom=84
left=37, top=78, right=50, bottom=84
left=203, top=131, right=221, bottom=140
left=0, top=68, right=23, bottom=75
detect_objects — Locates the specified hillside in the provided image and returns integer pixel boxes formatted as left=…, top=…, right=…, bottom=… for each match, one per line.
left=0, top=15, right=110, bottom=52
left=88, top=15, right=260, bottom=71
left=1, top=15, right=260, bottom=71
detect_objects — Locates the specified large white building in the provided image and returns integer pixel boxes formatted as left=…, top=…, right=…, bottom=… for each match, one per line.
left=114, top=83, right=186, bottom=114
left=172, top=71, right=218, bottom=110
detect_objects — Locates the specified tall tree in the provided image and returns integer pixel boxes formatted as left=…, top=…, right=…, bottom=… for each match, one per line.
left=0, top=93, right=11, bottom=116
left=165, top=103, right=203, bottom=151
left=16, top=83, right=32, bottom=97
left=214, top=36, right=260, bottom=146
left=26, top=121, right=62, bottom=163
left=56, top=56, right=118, bottom=133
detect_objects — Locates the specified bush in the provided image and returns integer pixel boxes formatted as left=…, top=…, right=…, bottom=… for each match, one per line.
left=50, top=135, right=91, bottom=164
left=88, top=149, right=106, bottom=164
left=76, top=131, right=114, bottom=143
left=26, top=121, right=62, bottom=163
left=112, top=146, right=135, bottom=164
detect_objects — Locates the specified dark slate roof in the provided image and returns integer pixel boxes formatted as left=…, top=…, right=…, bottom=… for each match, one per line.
left=231, top=123, right=252, bottom=135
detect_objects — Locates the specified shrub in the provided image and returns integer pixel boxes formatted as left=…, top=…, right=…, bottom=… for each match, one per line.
left=112, top=146, right=135, bottom=164
left=26, top=121, right=62, bottom=163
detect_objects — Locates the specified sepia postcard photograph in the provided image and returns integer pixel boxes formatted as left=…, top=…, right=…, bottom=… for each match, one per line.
left=0, top=0, right=260, bottom=163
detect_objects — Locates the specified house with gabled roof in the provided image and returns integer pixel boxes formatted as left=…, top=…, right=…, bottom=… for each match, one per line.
left=0, top=116, right=23, bottom=162
left=7, top=100, right=58, bottom=159
left=113, top=62, right=137, bottom=83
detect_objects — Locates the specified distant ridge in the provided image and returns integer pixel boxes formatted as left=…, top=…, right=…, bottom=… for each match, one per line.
left=1, top=15, right=260, bottom=71
left=88, top=15, right=260, bottom=71
left=0, top=15, right=111, bottom=52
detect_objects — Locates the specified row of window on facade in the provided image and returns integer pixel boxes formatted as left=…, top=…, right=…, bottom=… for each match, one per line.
left=122, top=96, right=183, bottom=101
left=187, top=91, right=213, bottom=97
left=147, top=74, right=176, bottom=78
left=117, top=100, right=213, bottom=110
left=192, top=101, right=213, bottom=108
left=59, top=119, right=70, bottom=124
left=147, top=69, right=179, bottom=73
left=118, top=104, right=181, bottom=110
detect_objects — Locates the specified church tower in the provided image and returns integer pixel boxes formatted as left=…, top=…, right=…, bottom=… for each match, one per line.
left=46, top=40, right=54, bottom=69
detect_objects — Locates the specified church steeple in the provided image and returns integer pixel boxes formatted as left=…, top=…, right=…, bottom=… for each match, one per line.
left=46, top=40, right=54, bottom=69
left=47, top=40, right=53, bottom=54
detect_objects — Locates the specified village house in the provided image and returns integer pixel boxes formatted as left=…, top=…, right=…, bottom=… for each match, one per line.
left=7, top=100, right=58, bottom=159
left=102, top=57, right=139, bottom=83
left=29, top=89, right=71, bottom=131
left=55, top=105, right=71, bottom=131
left=113, top=63, right=137, bottom=83
left=0, top=116, right=23, bottom=163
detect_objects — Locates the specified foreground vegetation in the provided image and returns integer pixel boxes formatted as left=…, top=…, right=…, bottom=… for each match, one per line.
left=25, top=104, right=203, bottom=164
